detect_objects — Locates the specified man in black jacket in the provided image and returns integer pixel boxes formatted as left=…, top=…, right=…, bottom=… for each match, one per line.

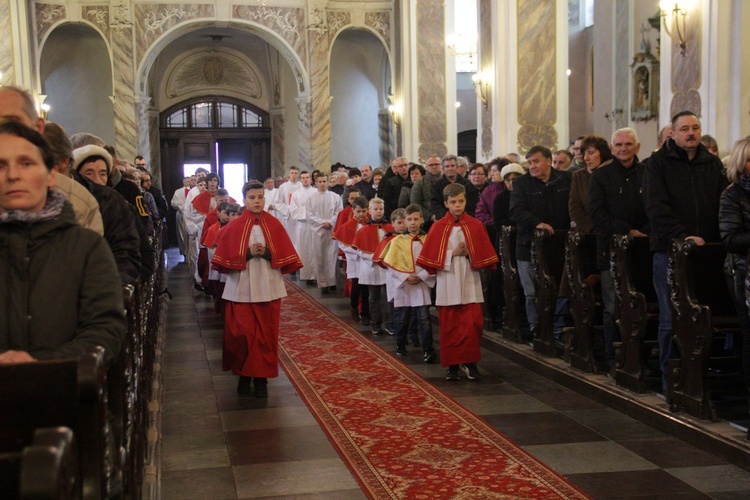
left=643, top=111, right=727, bottom=391
left=377, top=157, right=409, bottom=217
left=430, top=154, right=479, bottom=219
left=509, top=146, right=572, bottom=336
left=589, top=128, right=650, bottom=369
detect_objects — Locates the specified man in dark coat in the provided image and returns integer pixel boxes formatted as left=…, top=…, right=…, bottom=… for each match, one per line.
left=430, top=154, right=479, bottom=220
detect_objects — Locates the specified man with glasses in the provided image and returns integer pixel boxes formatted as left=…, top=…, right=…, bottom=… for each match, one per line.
left=410, top=155, right=442, bottom=223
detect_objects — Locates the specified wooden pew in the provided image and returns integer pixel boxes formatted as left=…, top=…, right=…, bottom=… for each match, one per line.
left=667, top=240, right=738, bottom=420
left=499, top=225, right=523, bottom=343
left=0, top=347, right=111, bottom=498
left=531, top=229, right=568, bottom=356
left=0, top=427, right=79, bottom=499
left=611, top=234, right=658, bottom=393
left=566, top=231, right=600, bottom=373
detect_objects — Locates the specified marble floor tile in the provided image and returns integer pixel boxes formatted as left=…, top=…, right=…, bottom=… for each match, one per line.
left=565, top=469, right=708, bottom=499
left=523, top=441, right=659, bottom=474
left=233, top=459, right=359, bottom=498
left=666, top=464, right=750, bottom=492
left=226, top=425, right=339, bottom=465
left=220, top=406, right=318, bottom=431
left=618, top=437, right=727, bottom=469
left=161, top=467, right=237, bottom=498
left=482, top=411, right=607, bottom=446
left=454, top=393, right=555, bottom=415
left=241, top=489, right=367, bottom=500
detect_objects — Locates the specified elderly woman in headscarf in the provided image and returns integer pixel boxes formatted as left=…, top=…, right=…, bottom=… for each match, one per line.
left=0, top=120, right=125, bottom=364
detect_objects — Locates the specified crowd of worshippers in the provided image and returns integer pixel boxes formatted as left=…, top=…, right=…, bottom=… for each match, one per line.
left=0, top=85, right=171, bottom=367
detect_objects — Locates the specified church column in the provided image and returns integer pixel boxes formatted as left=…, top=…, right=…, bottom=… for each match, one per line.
left=270, top=107, right=285, bottom=177
left=306, top=12, right=332, bottom=172
left=5, top=0, right=33, bottom=87
left=111, top=21, right=138, bottom=162
left=136, top=94, right=151, bottom=161
left=296, top=96, right=312, bottom=170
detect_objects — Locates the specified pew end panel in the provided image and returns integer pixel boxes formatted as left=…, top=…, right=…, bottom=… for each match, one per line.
left=532, top=229, right=568, bottom=357
left=500, top=226, right=523, bottom=343
left=566, top=231, right=601, bottom=374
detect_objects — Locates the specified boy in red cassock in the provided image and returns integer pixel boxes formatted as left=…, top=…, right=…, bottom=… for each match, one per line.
left=212, top=181, right=302, bottom=398
left=416, top=183, right=498, bottom=381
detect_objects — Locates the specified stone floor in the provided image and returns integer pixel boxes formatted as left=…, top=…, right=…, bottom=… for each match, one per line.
left=158, top=249, right=750, bottom=499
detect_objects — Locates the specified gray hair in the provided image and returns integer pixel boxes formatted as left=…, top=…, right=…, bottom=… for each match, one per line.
left=612, top=127, right=639, bottom=145
left=726, top=136, right=750, bottom=184
left=0, top=85, right=39, bottom=122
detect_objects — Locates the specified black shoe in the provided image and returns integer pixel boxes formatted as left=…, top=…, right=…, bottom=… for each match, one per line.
left=306, top=279, right=316, bottom=287
left=372, top=327, right=383, bottom=335
left=461, top=363, right=481, bottom=380
left=193, top=282, right=205, bottom=292
left=360, top=316, right=371, bottom=326
left=237, top=376, right=252, bottom=396
left=446, top=365, right=460, bottom=381
left=424, top=351, right=437, bottom=364
left=328, top=286, right=337, bottom=292
left=396, top=345, right=407, bottom=356
left=254, top=378, right=268, bottom=398
left=321, top=288, right=330, bottom=295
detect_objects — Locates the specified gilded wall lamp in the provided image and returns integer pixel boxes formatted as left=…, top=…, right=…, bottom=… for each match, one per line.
left=660, top=1, right=689, bottom=56
left=471, top=72, right=489, bottom=109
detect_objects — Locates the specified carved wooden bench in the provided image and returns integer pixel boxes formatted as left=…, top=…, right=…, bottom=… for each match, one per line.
left=531, top=229, right=568, bottom=356
left=667, top=240, right=739, bottom=420
left=611, top=235, right=659, bottom=393
left=566, top=231, right=601, bottom=373
left=0, top=347, right=112, bottom=498
left=499, top=225, right=524, bottom=343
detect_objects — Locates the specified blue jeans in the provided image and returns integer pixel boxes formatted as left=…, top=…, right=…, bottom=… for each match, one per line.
left=518, top=260, right=539, bottom=333
left=600, top=269, right=618, bottom=364
left=393, top=305, right=434, bottom=353
left=653, top=251, right=674, bottom=390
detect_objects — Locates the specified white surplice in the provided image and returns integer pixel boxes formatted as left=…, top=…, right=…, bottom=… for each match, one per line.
left=389, top=238, right=436, bottom=307
left=274, top=180, right=302, bottom=247
left=306, top=190, right=343, bottom=288
left=222, top=226, right=287, bottom=303
left=434, top=226, right=484, bottom=306
left=290, top=186, right=316, bottom=280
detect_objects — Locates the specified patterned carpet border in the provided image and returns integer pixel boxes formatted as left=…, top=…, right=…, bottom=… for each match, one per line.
left=278, top=280, right=589, bottom=499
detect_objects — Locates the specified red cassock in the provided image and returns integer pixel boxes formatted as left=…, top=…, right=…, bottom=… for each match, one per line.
left=212, top=210, right=302, bottom=378
left=417, top=212, right=499, bottom=367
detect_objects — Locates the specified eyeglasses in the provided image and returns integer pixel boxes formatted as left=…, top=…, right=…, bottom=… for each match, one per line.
left=426, top=162, right=441, bottom=167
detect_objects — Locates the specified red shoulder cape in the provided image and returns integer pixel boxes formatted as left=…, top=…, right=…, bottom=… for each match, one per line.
left=204, top=221, right=221, bottom=249
left=200, top=208, right=220, bottom=246
left=333, top=217, right=363, bottom=246
left=192, top=191, right=213, bottom=215
left=211, top=210, right=302, bottom=275
left=352, top=221, right=394, bottom=254
left=416, top=212, right=498, bottom=274
left=335, top=206, right=353, bottom=229
left=372, top=233, right=399, bottom=269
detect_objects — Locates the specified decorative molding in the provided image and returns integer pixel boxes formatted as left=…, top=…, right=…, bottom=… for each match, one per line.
left=364, top=11, right=390, bottom=48
left=517, top=124, right=558, bottom=152
left=165, top=48, right=263, bottom=100
left=233, top=5, right=306, bottom=62
left=418, top=142, right=447, bottom=163
left=82, top=5, right=110, bottom=38
left=112, top=0, right=131, bottom=26
left=481, top=127, right=493, bottom=158
left=134, top=4, right=214, bottom=66
left=417, top=0, right=447, bottom=159
left=327, top=11, right=350, bottom=40
left=35, top=3, right=67, bottom=45
left=670, top=6, right=701, bottom=118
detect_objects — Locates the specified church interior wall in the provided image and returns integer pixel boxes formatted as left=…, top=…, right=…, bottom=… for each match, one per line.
left=329, top=29, right=389, bottom=169
left=40, top=23, right=116, bottom=144
left=455, top=72, right=477, bottom=137
left=282, top=59, right=300, bottom=172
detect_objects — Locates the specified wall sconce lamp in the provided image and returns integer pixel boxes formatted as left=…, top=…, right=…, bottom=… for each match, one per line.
left=604, top=108, right=623, bottom=122
left=660, top=1, right=689, bottom=56
left=388, top=104, right=400, bottom=128
left=40, top=103, right=50, bottom=120
left=471, top=73, right=489, bottom=109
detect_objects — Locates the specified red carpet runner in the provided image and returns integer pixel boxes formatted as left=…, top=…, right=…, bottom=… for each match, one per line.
left=278, top=282, right=589, bottom=499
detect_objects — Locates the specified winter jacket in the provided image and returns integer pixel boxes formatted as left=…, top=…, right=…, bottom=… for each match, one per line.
left=410, top=172, right=440, bottom=220
left=719, top=183, right=750, bottom=277
left=643, top=139, right=727, bottom=252
left=475, top=181, right=505, bottom=226
left=589, top=158, right=650, bottom=270
left=378, top=173, right=407, bottom=218
left=569, top=159, right=612, bottom=234
left=509, top=169, right=572, bottom=261
left=0, top=194, right=126, bottom=362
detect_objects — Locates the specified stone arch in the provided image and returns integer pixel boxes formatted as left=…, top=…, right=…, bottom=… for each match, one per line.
left=328, top=24, right=394, bottom=93
left=136, top=19, right=309, bottom=100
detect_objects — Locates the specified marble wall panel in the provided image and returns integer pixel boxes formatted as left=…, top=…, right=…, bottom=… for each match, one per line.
left=378, top=110, right=392, bottom=165
left=479, top=0, right=492, bottom=158
left=35, top=2, right=67, bottom=46
left=614, top=0, right=628, bottom=129
left=516, top=0, right=557, bottom=152
left=233, top=5, right=307, bottom=68
left=82, top=5, right=110, bottom=39
left=327, top=10, right=350, bottom=42
left=296, top=97, right=312, bottom=169
left=670, top=8, right=701, bottom=118
left=134, top=4, right=214, bottom=68
left=112, top=24, right=138, bottom=161
left=271, top=111, right=285, bottom=175
left=308, top=27, right=331, bottom=171
left=417, top=0, right=447, bottom=162
left=0, top=0, right=13, bottom=83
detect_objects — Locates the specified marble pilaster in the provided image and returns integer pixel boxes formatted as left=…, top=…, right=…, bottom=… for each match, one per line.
left=148, top=108, right=160, bottom=176
left=516, top=0, right=558, bottom=152
left=137, top=95, right=152, bottom=161
left=0, top=0, right=13, bottom=83
left=670, top=7, right=701, bottom=117
left=307, top=27, right=332, bottom=171
left=270, top=109, right=285, bottom=176
left=296, top=96, right=312, bottom=170
left=378, top=109, right=393, bottom=166
left=614, top=0, right=629, bottom=129
left=478, top=0, right=492, bottom=159
left=416, top=0, right=447, bottom=162
left=111, top=23, right=138, bottom=162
